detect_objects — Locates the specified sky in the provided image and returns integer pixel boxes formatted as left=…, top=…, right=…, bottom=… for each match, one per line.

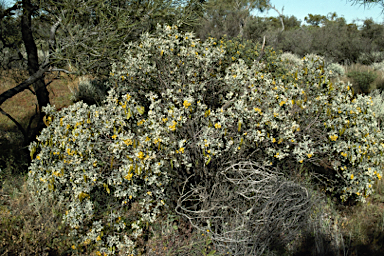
left=255, top=0, right=384, bottom=27
left=3, top=0, right=384, bottom=27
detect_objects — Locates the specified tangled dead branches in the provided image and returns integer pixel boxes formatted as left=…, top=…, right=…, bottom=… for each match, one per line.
left=176, top=160, right=314, bottom=256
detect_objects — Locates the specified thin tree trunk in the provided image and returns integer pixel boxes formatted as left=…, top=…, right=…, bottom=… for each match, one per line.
left=21, top=0, right=49, bottom=145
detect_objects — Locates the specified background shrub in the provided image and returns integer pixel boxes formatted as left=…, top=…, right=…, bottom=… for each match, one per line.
left=358, top=51, right=384, bottom=65
left=347, top=70, right=377, bottom=94
left=371, top=61, right=384, bottom=72
left=69, top=76, right=110, bottom=107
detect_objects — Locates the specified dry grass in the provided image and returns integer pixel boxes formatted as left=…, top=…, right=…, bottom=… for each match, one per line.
left=0, top=66, right=94, bottom=132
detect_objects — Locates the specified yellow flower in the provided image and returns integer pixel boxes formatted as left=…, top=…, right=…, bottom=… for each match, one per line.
left=112, top=134, right=117, bottom=139
left=350, top=174, right=354, bottom=180
left=147, top=191, right=152, bottom=196
left=138, top=151, right=145, bottom=159
left=124, top=173, right=133, bottom=181
left=273, top=112, right=279, bottom=117
left=279, top=101, right=286, bottom=106
left=96, top=235, right=101, bottom=241
left=341, top=152, right=347, bottom=157
left=307, top=153, right=313, bottom=158
left=254, top=107, right=262, bottom=114
left=124, top=139, right=133, bottom=146
left=329, top=134, right=338, bottom=141
left=36, top=155, right=40, bottom=160
left=169, top=120, right=177, bottom=131
left=179, top=147, right=185, bottom=153
left=232, top=57, right=235, bottom=61
left=71, top=245, right=76, bottom=250
left=299, top=159, right=303, bottom=163
left=215, top=123, right=221, bottom=129
left=272, top=138, right=276, bottom=143
left=183, top=100, right=191, bottom=108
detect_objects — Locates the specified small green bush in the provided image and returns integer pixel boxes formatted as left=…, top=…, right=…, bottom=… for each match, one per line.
left=27, top=23, right=384, bottom=255
left=70, top=76, right=110, bottom=106
left=347, top=70, right=378, bottom=94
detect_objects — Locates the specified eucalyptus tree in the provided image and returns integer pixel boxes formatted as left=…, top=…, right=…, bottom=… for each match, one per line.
left=194, top=0, right=271, bottom=40
left=347, top=0, right=384, bottom=11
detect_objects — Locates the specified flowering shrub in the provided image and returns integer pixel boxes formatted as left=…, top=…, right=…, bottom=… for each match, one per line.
left=27, top=96, right=169, bottom=255
left=214, top=35, right=286, bottom=77
left=27, top=23, right=384, bottom=255
left=279, top=52, right=303, bottom=68
left=326, top=62, right=345, bottom=78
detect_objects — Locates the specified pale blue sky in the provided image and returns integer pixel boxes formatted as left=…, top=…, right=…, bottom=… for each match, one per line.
left=3, top=0, right=384, bottom=27
left=255, top=0, right=384, bottom=27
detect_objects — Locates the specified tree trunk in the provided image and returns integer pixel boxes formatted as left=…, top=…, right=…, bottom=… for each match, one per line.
left=21, top=0, right=49, bottom=145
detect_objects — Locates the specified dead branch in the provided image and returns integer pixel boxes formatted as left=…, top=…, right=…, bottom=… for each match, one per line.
left=176, top=160, right=313, bottom=256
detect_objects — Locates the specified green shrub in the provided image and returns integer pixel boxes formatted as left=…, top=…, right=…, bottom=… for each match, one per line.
left=347, top=70, right=377, bottom=94
left=210, top=35, right=288, bottom=79
left=70, top=76, right=110, bottom=106
left=27, top=23, right=384, bottom=255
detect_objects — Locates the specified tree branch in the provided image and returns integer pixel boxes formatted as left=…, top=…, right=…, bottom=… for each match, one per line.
left=0, top=1, right=20, bottom=19
left=268, top=4, right=284, bottom=32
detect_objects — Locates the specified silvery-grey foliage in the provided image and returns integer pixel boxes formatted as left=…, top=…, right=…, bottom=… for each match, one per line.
left=326, top=62, right=345, bottom=78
